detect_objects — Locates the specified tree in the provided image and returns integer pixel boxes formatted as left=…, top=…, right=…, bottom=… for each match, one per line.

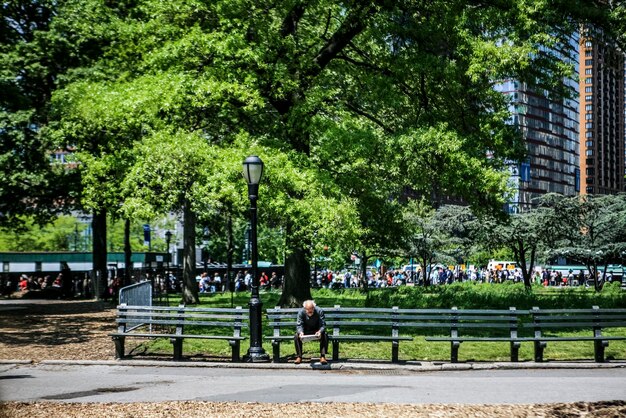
left=46, top=0, right=623, bottom=308
left=548, top=194, right=626, bottom=291
left=122, top=131, right=223, bottom=304
left=403, top=200, right=446, bottom=285
left=0, top=215, right=86, bottom=251
left=479, top=210, right=547, bottom=288
left=432, top=205, right=478, bottom=270
left=0, top=1, right=88, bottom=228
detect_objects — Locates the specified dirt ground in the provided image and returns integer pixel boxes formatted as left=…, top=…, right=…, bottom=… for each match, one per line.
left=1, top=297, right=625, bottom=417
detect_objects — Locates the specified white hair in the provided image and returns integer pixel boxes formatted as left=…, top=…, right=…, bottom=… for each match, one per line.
left=302, top=300, right=316, bottom=308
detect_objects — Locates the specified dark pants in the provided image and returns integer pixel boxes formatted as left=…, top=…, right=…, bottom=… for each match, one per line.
left=294, top=331, right=328, bottom=358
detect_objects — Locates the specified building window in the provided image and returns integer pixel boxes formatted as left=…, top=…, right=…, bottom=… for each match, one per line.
left=585, top=86, right=592, bottom=93
left=585, top=104, right=593, bottom=111
left=585, top=122, right=593, bottom=129
left=585, top=40, right=593, bottom=47
left=585, top=113, right=593, bottom=120
left=586, top=140, right=594, bottom=147
left=585, top=131, right=593, bottom=138
left=35, top=262, right=42, bottom=272
left=585, top=68, right=593, bottom=75
left=585, top=59, right=593, bottom=65
left=585, top=77, right=593, bottom=84
left=586, top=149, right=594, bottom=156
left=585, top=95, right=593, bottom=101
left=586, top=168, right=595, bottom=175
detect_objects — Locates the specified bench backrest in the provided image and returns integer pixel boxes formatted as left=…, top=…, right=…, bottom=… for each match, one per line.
left=528, top=306, right=626, bottom=337
left=266, top=306, right=528, bottom=338
left=394, top=307, right=528, bottom=338
left=116, top=304, right=246, bottom=335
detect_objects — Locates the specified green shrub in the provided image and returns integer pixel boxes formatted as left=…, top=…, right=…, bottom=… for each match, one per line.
left=364, top=282, right=626, bottom=309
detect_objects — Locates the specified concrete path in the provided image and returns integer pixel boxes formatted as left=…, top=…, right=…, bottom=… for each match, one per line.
left=1, top=360, right=625, bottom=404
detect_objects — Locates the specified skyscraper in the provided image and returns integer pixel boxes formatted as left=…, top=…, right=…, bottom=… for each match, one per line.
left=496, top=34, right=581, bottom=213
left=578, top=31, right=626, bottom=195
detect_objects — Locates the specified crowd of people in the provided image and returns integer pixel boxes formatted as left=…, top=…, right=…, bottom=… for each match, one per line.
left=196, top=270, right=284, bottom=293
left=2, top=263, right=619, bottom=300
left=0, top=271, right=93, bottom=298
left=311, top=265, right=622, bottom=289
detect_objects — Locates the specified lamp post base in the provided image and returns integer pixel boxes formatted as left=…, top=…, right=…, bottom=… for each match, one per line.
left=243, top=348, right=270, bottom=363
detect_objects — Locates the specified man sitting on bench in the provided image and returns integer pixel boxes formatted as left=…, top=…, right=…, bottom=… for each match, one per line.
left=294, top=300, right=328, bottom=365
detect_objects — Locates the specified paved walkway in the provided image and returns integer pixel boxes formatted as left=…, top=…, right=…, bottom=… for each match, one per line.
left=1, top=360, right=625, bottom=404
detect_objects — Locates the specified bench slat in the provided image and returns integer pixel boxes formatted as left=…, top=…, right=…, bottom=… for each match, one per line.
left=117, top=319, right=243, bottom=328
left=526, top=336, right=626, bottom=342
left=118, top=312, right=246, bottom=320
left=330, top=335, right=412, bottom=341
left=109, top=332, right=246, bottom=340
left=531, top=315, right=626, bottom=322
left=326, top=321, right=400, bottom=327
left=531, top=308, right=626, bottom=314
left=119, top=305, right=245, bottom=313
left=528, top=321, right=626, bottom=328
left=425, top=337, right=527, bottom=342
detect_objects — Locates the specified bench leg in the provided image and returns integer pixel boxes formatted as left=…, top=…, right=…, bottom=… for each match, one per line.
left=230, top=340, right=241, bottom=362
left=171, top=338, right=183, bottom=361
left=271, top=341, right=281, bottom=363
left=594, top=340, right=607, bottom=363
left=392, top=341, right=399, bottom=363
left=112, top=336, right=125, bottom=359
left=451, top=341, right=460, bottom=363
left=534, top=341, right=545, bottom=362
left=510, top=341, right=520, bottom=362
left=332, top=340, right=339, bottom=362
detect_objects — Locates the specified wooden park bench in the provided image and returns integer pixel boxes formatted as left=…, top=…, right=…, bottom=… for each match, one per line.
left=526, top=306, right=626, bottom=362
left=413, top=307, right=529, bottom=363
left=265, top=306, right=412, bottom=363
left=110, top=304, right=247, bottom=361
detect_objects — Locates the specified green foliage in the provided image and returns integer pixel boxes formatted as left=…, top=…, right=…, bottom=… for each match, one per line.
left=0, top=215, right=86, bottom=251
left=8, top=0, right=624, bottom=306
left=364, top=282, right=626, bottom=310
left=0, top=0, right=111, bottom=227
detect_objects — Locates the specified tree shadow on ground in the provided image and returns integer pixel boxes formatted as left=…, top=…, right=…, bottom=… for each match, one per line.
left=0, top=300, right=116, bottom=349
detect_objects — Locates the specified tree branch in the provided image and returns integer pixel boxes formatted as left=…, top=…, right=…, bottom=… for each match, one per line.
left=308, top=4, right=377, bottom=78
left=280, top=1, right=310, bottom=38
left=343, top=101, right=394, bottom=134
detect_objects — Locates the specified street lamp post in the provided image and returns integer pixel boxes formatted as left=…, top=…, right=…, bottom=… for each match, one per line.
left=242, top=155, right=269, bottom=362
left=165, top=230, right=172, bottom=281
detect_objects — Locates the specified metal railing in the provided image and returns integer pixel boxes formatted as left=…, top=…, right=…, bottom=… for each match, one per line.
left=118, top=281, right=153, bottom=330
left=119, top=281, right=153, bottom=307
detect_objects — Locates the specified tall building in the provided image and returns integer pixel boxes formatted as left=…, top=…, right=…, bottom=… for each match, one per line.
left=496, top=34, right=581, bottom=213
left=579, top=31, right=626, bottom=195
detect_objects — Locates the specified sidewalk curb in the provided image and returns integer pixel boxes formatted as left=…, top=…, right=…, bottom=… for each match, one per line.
left=26, top=359, right=626, bottom=372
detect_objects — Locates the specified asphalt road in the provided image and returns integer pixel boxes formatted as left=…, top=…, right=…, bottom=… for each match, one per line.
left=1, top=363, right=625, bottom=404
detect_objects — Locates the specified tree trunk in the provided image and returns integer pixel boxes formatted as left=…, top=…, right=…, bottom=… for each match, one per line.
left=592, top=262, right=603, bottom=292
left=278, top=224, right=311, bottom=307
left=91, top=208, right=107, bottom=300
left=278, top=246, right=312, bottom=307
left=226, top=212, right=234, bottom=297
left=182, top=201, right=199, bottom=304
left=359, top=251, right=369, bottom=290
left=418, top=254, right=432, bottom=286
left=123, top=218, right=132, bottom=287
